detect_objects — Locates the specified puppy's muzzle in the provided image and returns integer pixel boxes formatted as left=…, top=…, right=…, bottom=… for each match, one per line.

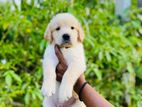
left=60, top=34, right=72, bottom=48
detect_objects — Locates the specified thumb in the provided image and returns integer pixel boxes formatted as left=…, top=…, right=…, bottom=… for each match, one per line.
left=55, top=45, right=66, bottom=64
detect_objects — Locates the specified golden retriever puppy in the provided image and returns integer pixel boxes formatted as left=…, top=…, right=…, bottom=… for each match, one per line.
left=41, top=13, right=86, bottom=107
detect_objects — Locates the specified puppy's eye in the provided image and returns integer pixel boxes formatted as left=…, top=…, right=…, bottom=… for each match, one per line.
left=71, top=26, right=74, bottom=30
left=56, top=27, right=60, bottom=31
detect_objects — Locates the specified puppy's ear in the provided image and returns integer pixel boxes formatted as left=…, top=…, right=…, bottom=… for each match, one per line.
left=44, top=23, right=53, bottom=43
left=77, top=23, right=84, bottom=43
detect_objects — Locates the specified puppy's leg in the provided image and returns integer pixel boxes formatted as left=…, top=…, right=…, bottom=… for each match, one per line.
left=59, top=64, right=85, bottom=103
left=41, top=59, right=57, bottom=97
left=43, top=95, right=57, bottom=107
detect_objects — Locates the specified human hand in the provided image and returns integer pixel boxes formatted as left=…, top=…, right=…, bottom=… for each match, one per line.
left=55, top=45, right=68, bottom=82
left=55, top=45, right=86, bottom=91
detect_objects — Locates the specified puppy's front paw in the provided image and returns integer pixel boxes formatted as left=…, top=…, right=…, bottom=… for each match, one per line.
left=41, top=80, right=56, bottom=96
left=57, top=103, right=64, bottom=107
left=59, top=85, right=72, bottom=103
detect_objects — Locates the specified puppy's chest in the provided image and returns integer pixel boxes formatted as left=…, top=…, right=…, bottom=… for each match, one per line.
left=61, top=48, right=80, bottom=65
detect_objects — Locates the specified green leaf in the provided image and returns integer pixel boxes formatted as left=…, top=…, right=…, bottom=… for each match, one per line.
left=9, top=70, right=22, bottom=83
left=94, top=67, right=102, bottom=80
left=105, top=51, right=111, bottom=62
left=127, top=62, right=134, bottom=73
left=40, top=40, right=46, bottom=52
left=35, top=90, right=43, bottom=100
left=24, top=93, right=30, bottom=105
left=32, top=92, right=36, bottom=100
left=136, top=66, right=142, bottom=79
left=98, top=51, right=103, bottom=61
left=5, top=74, right=12, bottom=86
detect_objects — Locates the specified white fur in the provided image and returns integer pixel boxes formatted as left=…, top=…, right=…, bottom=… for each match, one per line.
left=41, top=13, right=86, bottom=107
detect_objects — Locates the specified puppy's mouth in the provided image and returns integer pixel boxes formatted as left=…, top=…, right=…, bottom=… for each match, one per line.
left=59, top=42, right=72, bottom=48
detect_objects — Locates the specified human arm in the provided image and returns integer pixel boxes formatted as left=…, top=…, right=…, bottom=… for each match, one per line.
left=74, top=74, right=113, bottom=107
left=55, top=45, right=113, bottom=107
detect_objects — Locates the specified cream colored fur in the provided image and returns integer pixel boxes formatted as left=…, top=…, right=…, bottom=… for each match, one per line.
left=41, top=13, right=86, bottom=107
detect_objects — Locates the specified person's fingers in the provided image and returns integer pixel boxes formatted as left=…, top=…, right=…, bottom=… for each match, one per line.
left=55, top=45, right=68, bottom=82
left=56, top=73, right=62, bottom=82
left=55, top=45, right=63, bottom=60
left=56, top=63, right=67, bottom=75
left=56, top=64, right=65, bottom=74
left=55, top=45, right=66, bottom=65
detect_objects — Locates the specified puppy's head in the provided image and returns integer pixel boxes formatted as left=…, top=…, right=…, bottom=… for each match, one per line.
left=44, top=13, right=84, bottom=48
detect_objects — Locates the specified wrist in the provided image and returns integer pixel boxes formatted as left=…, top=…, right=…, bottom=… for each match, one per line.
left=74, top=74, right=86, bottom=94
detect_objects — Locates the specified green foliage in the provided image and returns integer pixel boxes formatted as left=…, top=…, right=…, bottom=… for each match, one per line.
left=0, top=0, right=142, bottom=107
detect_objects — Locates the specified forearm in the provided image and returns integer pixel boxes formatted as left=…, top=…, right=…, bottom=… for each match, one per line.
left=74, top=75, right=113, bottom=107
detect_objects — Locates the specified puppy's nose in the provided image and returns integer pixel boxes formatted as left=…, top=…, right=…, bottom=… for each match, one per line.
left=62, top=34, right=70, bottom=41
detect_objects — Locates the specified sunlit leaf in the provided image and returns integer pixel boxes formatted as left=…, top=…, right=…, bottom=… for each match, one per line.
left=24, top=93, right=30, bottom=105
left=127, top=62, right=134, bottom=73
left=9, top=70, right=22, bottom=83
left=5, top=74, right=12, bottom=86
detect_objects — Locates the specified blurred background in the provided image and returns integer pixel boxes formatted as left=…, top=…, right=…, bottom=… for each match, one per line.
left=0, top=0, right=142, bottom=107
